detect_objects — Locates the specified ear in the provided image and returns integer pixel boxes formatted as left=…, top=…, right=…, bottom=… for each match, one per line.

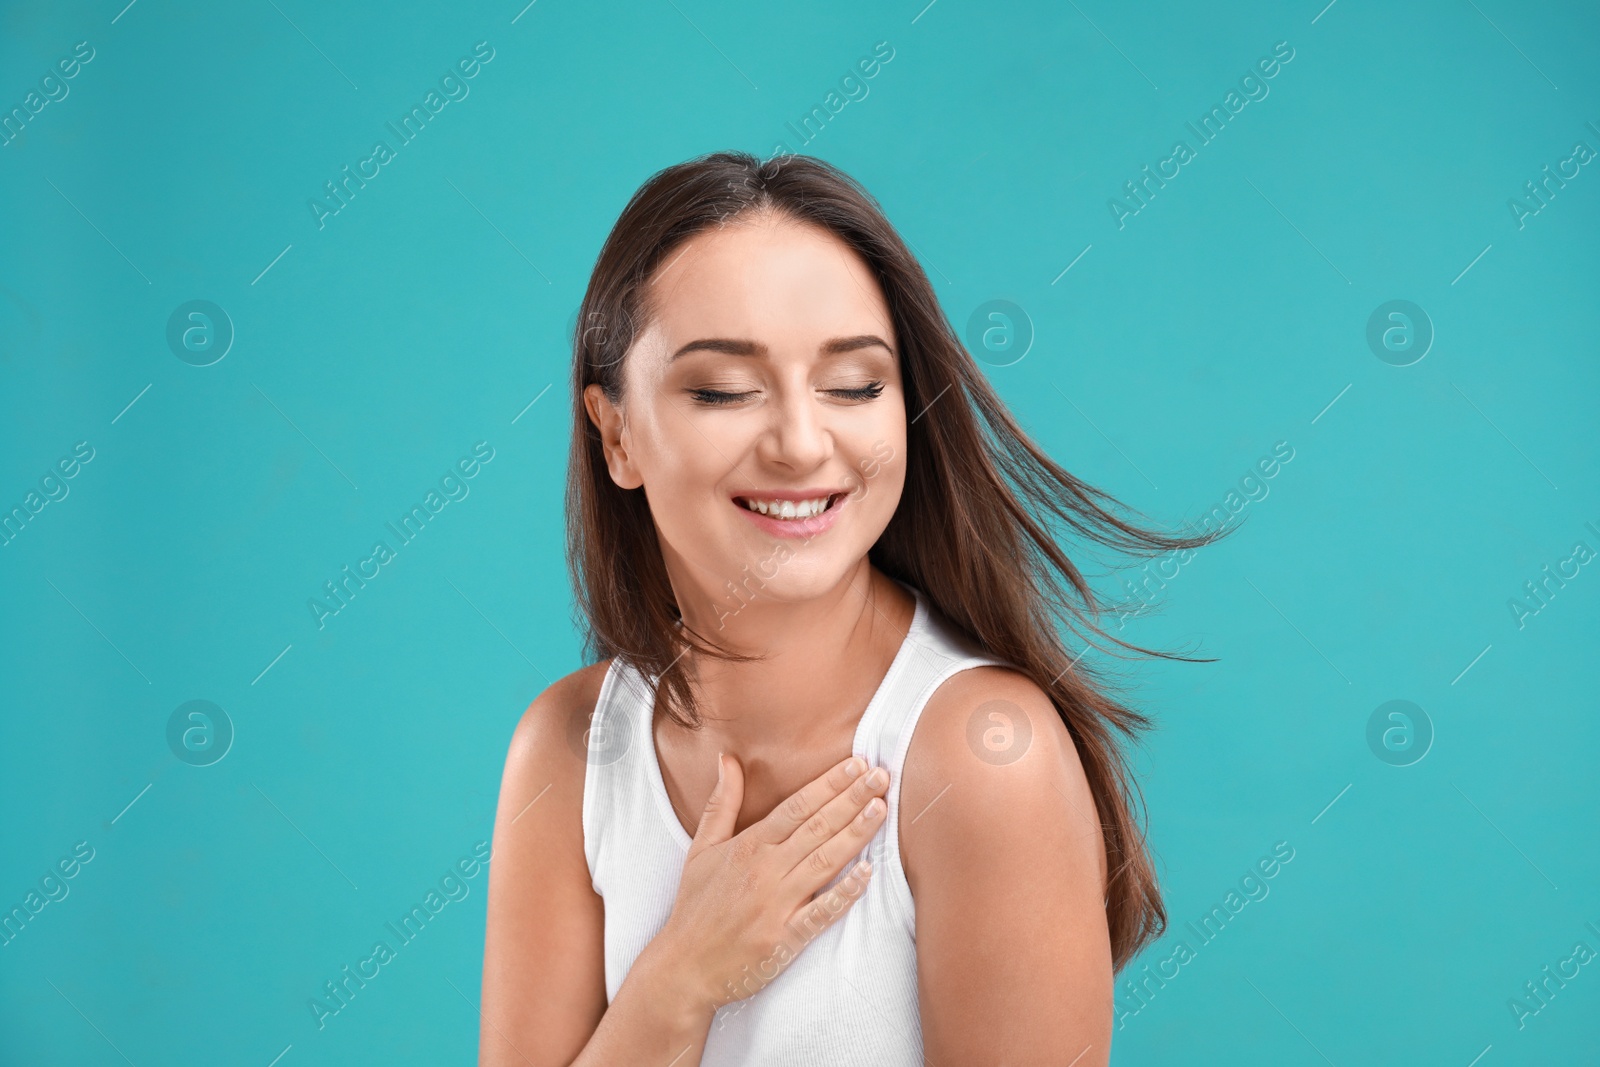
left=583, top=383, right=644, bottom=490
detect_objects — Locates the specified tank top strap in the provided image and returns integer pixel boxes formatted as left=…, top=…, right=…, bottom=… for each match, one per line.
left=855, top=581, right=1012, bottom=929
left=581, top=656, right=663, bottom=892
left=855, top=586, right=1009, bottom=754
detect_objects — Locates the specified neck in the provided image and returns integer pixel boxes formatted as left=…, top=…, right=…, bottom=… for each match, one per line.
left=663, top=557, right=917, bottom=752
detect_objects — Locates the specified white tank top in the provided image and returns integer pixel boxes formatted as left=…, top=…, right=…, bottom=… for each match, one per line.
left=581, top=581, right=1009, bottom=1065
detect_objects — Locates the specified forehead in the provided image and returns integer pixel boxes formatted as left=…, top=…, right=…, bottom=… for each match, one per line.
left=644, top=214, right=892, bottom=340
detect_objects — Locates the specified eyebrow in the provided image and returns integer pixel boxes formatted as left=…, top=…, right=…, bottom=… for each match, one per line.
left=668, top=334, right=895, bottom=362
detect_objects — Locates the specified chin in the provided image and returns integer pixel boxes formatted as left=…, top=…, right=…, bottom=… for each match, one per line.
left=705, top=544, right=862, bottom=612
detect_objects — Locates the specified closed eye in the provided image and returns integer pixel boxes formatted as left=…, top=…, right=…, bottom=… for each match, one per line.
left=688, top=388, right=757, bottom=406
left=830, top=381, right=885, bottom=401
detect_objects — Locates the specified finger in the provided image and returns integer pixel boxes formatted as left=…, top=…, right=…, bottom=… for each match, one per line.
left=690, top=752, right=745, bottom=854
left=773, top=764, right=889, bottom=873
left=779, top=783, right=887, bottom=900
left=786, top=859, right=874, bottom=941
left=751, top=755, right=867, bottom=846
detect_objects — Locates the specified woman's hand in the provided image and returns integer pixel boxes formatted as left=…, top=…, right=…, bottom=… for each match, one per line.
left=645, top=752, right=890, bottom=1012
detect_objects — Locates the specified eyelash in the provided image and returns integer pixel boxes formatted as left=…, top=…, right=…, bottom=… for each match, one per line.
left=689, top=381, right=886, bottom=406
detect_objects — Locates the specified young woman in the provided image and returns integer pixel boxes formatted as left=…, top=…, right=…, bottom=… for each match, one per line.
left=479, top=151, right=1225, bottom=1066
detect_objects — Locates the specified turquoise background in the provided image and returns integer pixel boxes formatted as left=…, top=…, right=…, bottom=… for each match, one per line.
left=2, top=0, right=1597, bottom=1063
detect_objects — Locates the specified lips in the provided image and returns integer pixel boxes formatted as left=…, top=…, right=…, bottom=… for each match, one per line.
left=731, top=489, right=849, bottom=539
left=733, top=492, right=843, bottom=519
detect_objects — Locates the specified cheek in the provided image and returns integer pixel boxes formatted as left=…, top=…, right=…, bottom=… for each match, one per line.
left=852, top=431, right=906, bottom=512
left=635, top=400, right=732, bottom=472
left=634, top=402, right=749, bottom=520
left=867, top=459, right=906, bottom=518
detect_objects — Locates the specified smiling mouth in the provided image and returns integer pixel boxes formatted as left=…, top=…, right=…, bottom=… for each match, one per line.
left=733, top=493, right=844, bottom=520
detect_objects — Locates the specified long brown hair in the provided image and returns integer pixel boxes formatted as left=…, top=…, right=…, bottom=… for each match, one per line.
left=566, top=150, right=1234, bottom=972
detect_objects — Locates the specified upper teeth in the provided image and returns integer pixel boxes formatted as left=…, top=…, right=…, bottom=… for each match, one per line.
left=742, top=496, right=831, bottom=519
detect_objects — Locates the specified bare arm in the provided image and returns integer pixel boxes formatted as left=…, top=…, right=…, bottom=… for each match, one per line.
left=479, top=665, right=718, bottom=1066
left=902, top=666, right=1114, bottom=1066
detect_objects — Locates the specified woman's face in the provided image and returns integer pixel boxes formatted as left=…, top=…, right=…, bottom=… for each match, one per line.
left=584, top=212, right=906, bottom=625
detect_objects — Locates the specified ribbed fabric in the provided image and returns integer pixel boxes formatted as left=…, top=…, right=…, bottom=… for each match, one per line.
left=581, top=580, right=1009, bottom=1065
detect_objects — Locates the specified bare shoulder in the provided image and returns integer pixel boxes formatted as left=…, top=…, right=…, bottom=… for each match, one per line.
left=503, top=659, right=613, bottom=780
left=492, top=658, right=615, bottom=859
left=899, top=665, right=1106, bottom=893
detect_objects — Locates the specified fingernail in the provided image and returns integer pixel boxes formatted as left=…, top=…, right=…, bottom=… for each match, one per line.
left=846, top=757, right=865, bottom=778
left=716, top=752, right=724, bottom=786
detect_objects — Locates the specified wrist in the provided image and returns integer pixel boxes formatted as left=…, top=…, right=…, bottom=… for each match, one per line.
left=629, top=936, right=722, bottom=1029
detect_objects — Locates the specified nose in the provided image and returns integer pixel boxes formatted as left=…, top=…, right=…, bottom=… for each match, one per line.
left=756, top=377, right=832, bottom=472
